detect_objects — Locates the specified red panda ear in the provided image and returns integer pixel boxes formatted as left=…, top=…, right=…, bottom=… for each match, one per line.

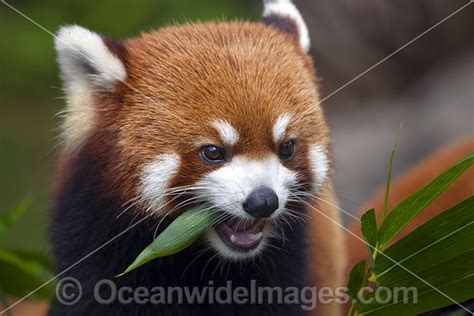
left=54, top=25, right=127, bottom=151
left=262, top=0, right=310, bottom=53
left=55, top=25, right=127, bottom=89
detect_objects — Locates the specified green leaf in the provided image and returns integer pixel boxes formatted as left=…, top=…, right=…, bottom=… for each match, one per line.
left=378, top=151, right=474, bottom=247
left=374, top=196, right=474, bottom=281
left=376, top=250, right=474, bottom=293
left=356, top=251, right=474, bottom=315
left=118, top=205, right=218, bottom=276
left=360, top=209, right=378, bottom=268
left=5, top=249, right=53, bottom=271
left=0, top=249, right=54, bottom=299
left=355, top=197, right=474, bottom=315
left=347, top=260, right=367, bottom=300
left=382, top=123, right=401, bottom=220
left=0, top=198, right=31, bottom=240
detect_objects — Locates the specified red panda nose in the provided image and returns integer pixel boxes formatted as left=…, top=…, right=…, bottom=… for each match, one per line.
left=242, top=187, right=279, bottom=219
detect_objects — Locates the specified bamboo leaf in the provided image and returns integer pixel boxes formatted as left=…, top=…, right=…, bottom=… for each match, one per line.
left=356, top=251, right=474, bottom=315
left=378, top=151, right=474, bottom=247
left=360, top=208, right=378, bottom=268
left=347, top=260, right=367, bottom=300
left=355, top=197, right=474, bottom=315
left=0, top=249, right=54, bottom=299
left=376, top=250, right=474, bottom=292
left=382, top=123, right=401, bottom=220
left=374, top=196, right=474, bottom=281
left=0, top=198, right=31, bottom=240
left=118, top=206, right=218, bottom=276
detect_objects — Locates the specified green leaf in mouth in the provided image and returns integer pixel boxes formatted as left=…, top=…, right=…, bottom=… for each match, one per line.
left=118, top=205, right=219, bottom=276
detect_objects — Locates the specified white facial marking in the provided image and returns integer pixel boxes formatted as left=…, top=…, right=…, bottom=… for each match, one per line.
left=308, top=144, right=329, bottom=190
left=55, top=25, right=127, bottom=151
left=197, top=155, right=297, bottom=220
left=262, top=0, right=311, bottom=52
left=140, top=154, right=181, bottom=212
left=273, top=113, right=291, bottom=144
left=211, top=119, right=239, bottom=146
left=198, top=154, right=297, bottom=260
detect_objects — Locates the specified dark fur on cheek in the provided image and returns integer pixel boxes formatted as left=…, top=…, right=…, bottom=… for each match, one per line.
left=49, top=147, right=313, bottom=316
left=282, top=141, right=316, bottom=193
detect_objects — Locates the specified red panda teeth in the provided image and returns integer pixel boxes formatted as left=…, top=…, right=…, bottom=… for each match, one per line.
left=229, top=219, right=265, bottom=233
left=215, top=220, right=265, bottom=250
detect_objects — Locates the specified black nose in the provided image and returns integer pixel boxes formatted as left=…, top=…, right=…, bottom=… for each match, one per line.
left=242, top=187, right=279, bottom=219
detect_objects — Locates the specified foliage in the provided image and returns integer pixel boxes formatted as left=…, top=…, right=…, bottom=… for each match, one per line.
left=347, top=150, right=474, bottom=315
left=0, top=200, right=55, bottom=303
left=119, top=205, right=218, bottom=276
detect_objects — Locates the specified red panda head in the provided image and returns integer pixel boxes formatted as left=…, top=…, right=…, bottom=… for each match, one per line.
left=55, top=0, right=330, bottom=260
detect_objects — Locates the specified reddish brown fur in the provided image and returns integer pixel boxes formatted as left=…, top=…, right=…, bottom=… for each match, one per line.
left=49, top=18, right=473, bottom=315
left=307, top=182, right=346, bottom=316
left=52, top=21, right=341, bottom=314
left=29, top=138, right=473, bottom=316
left=60, top=21, right=330, bottom=215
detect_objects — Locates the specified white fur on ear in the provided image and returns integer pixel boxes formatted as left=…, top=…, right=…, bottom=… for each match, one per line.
left=55, top=25, right=126, bottom=88
left=54, top=25, right=127, bottom=150
left=262, top=0, right=310, bottom=52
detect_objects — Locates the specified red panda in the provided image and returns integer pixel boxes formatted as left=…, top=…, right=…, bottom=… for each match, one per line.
left=45, top=0, right=472, bottom=314
left=50, top=1, right=345, bottom=315
left=8, top=141, right=470, bottom=316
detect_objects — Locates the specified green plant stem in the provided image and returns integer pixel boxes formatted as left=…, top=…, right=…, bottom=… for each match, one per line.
left=348, top=263, right=373, bottom=316
left=382, top=123, right=402, bottom=220
left=368, top=241, right=384, bottom=283
left=350, top=242, right=382, bottom=315
left=372, top=242, right=381, bottom=263
left=347, top=303, right=357, bottom=316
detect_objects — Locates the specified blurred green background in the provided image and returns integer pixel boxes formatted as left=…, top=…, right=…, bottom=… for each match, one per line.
left=0, top=0, right=255, bottom=252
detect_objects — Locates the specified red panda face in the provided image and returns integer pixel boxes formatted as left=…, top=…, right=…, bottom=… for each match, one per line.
left=55, top=3, right=330, bottom=260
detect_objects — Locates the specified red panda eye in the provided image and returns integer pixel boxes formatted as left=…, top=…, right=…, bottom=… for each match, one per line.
left=278, top=140, right=295, bottom=160
left=201, top=145, right=226, bottom=163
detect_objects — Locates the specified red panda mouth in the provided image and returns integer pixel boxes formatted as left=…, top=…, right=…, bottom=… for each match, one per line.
left=215, top=219, right=264, bottom=251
